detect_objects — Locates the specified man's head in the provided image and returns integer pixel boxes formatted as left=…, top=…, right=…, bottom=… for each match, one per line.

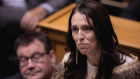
left=15, top=31, right=56, bottom=79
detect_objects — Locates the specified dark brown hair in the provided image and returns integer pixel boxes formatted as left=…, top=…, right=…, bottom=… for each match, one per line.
left=65, top=1, right=124, bottom=79
left=15, top=31, right=52, bottom=54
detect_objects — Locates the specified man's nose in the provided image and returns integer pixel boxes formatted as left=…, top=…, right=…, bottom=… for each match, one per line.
left=27, top=59, right=35, bottom=68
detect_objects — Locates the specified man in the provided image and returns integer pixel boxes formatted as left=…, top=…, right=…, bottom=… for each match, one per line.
left=6, top=31, right=56, bottom=79
left=0, top=0, right=73, bottom=78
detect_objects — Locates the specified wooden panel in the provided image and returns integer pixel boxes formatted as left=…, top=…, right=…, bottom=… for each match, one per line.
left=55, top=43, right=66, bottom=62
left=39, top=28, right=67, bottom=62
left=110, top=16, right=140, bottom=49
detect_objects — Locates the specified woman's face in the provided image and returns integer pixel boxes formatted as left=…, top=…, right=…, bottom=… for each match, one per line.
left=71, top=12, right=98, bottom=56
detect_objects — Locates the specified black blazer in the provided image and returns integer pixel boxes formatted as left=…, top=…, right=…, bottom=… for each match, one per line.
left=5, top=73, right=23, bottom=79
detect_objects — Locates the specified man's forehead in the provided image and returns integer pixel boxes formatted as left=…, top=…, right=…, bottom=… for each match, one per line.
left=17, top=39, right=46, bottom=57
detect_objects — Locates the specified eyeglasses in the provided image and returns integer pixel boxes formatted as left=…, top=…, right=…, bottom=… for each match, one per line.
left=18, top=52, right=46, bottom=66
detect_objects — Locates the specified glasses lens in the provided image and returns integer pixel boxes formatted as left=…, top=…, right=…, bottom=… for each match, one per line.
left=19, top=53, right=46, bottom=66
left=32, top=53, right=44, bottom=63
left=19, top=57, right=28, bottom=66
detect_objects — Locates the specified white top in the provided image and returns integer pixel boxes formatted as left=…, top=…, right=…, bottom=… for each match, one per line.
left=87, top=60, right=98, bottom=75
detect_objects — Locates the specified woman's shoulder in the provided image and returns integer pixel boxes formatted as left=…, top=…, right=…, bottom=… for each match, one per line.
left=112, top=54, right=140, bottom=79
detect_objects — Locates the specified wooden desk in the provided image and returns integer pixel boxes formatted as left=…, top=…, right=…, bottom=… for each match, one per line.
left=38, top=3, right=140, bottom=62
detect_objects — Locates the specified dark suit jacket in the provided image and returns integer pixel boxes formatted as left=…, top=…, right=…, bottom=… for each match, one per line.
left=26, top=0, right=71, bottom=11
left=5, top=73, right=23, bottom=79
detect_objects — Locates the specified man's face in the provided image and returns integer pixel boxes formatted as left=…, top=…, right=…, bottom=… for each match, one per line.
left=17, top=39, right=56, bottom=79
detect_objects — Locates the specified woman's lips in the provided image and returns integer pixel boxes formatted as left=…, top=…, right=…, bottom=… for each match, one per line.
left=78, top=43, right=89, bottom=48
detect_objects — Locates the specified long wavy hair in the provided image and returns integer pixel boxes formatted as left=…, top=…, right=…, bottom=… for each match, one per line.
left=64, top=1, right=124, bottom=79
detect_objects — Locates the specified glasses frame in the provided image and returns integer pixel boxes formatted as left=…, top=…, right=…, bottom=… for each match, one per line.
left=18, top=52, right=47, bottom=67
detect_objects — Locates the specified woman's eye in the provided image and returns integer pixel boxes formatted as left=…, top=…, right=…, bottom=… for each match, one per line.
left=72, top=28, right=78, bottom=33
left=84, top=26, right=92, bottom=31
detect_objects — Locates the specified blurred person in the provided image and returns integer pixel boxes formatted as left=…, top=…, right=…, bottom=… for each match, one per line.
left=55, top=1, right=140, bottom=79
left=0, top=0, right=73, bottom=30
left=5, top=31, right=56, bottom=79
left=0, top=0, right=73, bottom=78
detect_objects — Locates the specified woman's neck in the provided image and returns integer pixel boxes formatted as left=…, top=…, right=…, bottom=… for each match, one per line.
left=87, top=48, right=101, bottom=66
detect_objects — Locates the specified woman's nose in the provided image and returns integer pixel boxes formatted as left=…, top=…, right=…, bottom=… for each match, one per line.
left=78, top=30, right=85, bottom=41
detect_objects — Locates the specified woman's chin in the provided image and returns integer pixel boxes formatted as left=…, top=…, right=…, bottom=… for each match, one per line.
left=79, top=49, right=87, bottom=55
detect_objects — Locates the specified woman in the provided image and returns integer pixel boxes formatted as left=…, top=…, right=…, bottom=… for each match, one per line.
left=55, top=1, right=140, bottom=79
